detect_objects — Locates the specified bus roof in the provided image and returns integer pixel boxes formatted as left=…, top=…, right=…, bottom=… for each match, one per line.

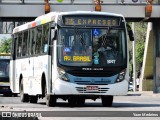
left=12, top=11, right=124, bottom=34
left=13, top=12, right=58, bottom=34
left=58, top=11, right=124, bottom=17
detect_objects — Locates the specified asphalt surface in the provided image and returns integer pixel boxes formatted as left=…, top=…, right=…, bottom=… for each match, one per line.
left=0, top=92, right=160, bottom=120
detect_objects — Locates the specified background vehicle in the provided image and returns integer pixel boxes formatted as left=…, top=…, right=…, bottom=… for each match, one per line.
left=0, top=53, right=12, bottom=96
left=10, top=11, right=134, bottom=107
left=128, top=81, right=133, bottom=91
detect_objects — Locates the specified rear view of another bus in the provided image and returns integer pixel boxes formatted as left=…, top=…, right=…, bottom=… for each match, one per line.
left=0, top=53, right=12, bottom=96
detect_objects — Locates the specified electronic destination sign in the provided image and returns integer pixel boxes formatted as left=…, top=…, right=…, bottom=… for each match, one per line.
left=63, top=15, right=120, bottom=26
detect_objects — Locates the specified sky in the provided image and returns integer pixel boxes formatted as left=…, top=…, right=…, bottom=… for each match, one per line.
left=0, top=34, right=11, bottom=41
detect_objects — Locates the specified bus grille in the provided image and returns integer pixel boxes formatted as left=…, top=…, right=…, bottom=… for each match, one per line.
left=76, top=87, right=109, bottom=93
left=69, top=71, right=115, bottom=77
left=74, top=80, right=109, bottom=85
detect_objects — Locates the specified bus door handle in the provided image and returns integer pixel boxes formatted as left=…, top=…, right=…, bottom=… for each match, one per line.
left=29, top=60, right=30, bottom=64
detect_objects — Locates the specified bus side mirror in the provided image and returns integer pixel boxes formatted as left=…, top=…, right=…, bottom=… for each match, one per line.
left=11, top=35, right=16, bottom=60
left=126, top=23, right=134, bottom=41
left=51, top=29, right=57, bottom=40
left=51, top=29, right=55, bottom=39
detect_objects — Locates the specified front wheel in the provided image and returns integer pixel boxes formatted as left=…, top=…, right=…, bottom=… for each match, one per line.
left=19, top=79, right=29, bottom=102
left=101, top=95, right=113, bottom=107
left=46, top=95, right=56, bottom=107
left=45, top=86, right=56, bottom=107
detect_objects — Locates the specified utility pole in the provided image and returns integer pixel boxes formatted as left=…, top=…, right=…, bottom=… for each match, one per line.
left=132, top=22, right=137, bottom=92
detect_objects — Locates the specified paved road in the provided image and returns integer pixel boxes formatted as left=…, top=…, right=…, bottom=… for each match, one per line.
left=0, top=92, right=160, bottom=120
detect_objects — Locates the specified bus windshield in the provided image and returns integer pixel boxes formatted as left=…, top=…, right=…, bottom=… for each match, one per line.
left=57, top=27, right=127, bottom=67
left=0, top=60, right=10, bottom=78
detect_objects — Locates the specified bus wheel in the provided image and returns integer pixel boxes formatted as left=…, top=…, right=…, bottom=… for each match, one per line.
left=19, top=79, right=29, bottom=102
left=45, top=86, right=56, bottom=107
left=101, top=95, right=113, bottom=107
left=46, top=95, right=56, bottom=107
left=30, top=96, right=38, bottom=103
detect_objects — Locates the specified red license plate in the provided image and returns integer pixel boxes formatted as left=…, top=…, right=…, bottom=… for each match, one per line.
left=86, top=86, right=99, bottom=91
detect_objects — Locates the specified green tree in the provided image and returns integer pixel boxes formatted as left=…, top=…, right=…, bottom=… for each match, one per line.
left=136, top=40, right=145, bottom=69
left=0, top=38, right=12, bottom=53
left=135, top=22, right=147, bottom=76
left=128, top=22, right=147, bottom=78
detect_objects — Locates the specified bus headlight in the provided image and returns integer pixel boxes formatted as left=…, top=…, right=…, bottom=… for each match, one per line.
left=116, top=69, right=126, bottom=83
left=57, top=67, right=69, bottom=82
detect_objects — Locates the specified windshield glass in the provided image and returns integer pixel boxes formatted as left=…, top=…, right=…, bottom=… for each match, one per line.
left=57, top=28, right=127, bottom=67
left=0, top=60, right=10, bottom=78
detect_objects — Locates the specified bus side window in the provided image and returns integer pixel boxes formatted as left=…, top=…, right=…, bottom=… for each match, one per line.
left=42, top=23, right=49, bottom=53
left=22, top=31, right=28, bottom=56
left=30, top=29, right=36, bottom=55
left=27, top=30, right=30, bottom=56
left=28, top=29, right=32, bottom=55
left=16, top=33, right=22, bottom=57
left=35, top=26, right=42, bottom=54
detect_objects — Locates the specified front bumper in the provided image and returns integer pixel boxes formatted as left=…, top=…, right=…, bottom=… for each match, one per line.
left=52, top=79, right=128, bottom=96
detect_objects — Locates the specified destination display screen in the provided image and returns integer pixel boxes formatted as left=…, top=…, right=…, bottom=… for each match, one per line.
left=63, top=16, right=120, bottom=26
left=63, top=56, right=91, bottom=62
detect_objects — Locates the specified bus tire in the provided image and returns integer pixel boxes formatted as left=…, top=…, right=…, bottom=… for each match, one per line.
left=101, top=95, right=113, bottom=107
left=46, top=95, right=56, bottom=107
left=19, top=79, right=29, bottom=102
left=45, top=86, right=56, bottom=107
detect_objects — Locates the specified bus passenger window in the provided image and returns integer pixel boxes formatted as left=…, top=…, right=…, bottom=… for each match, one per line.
left=27, top=32, right=30, bottom=56
left=42, top=24, right=49, bottom=53
left=16, top=33, right=22, bottom=57
left=36, top=26, right=42, bottom=54
left=22, top=31, right=28, bottom=56
left=31, top=29, right=36, bottom=55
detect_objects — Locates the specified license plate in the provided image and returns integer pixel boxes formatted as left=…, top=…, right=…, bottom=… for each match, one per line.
left=86, top=86, right=99, bottom=91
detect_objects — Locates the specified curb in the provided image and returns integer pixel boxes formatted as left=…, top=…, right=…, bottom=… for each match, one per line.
left=127, top=91, right=160, bottom=96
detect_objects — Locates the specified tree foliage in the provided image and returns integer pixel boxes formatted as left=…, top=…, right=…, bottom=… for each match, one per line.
left=128, top=22, right=147, bottom=77
left=136, top=40, right=145, bottom=67
left=135, top=22, right=147, bottom=70
left=0, top=38, right=12, bottom=53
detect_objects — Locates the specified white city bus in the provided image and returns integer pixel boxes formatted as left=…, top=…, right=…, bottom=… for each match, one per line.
left=10, top=11, right=134, bottom=107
